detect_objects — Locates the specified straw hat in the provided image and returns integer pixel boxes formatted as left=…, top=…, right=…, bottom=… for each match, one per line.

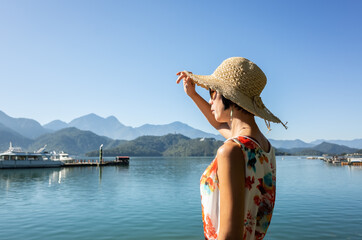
left=185, top=57, right=287, bottom=129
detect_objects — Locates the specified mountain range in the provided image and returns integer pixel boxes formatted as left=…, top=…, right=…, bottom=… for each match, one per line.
left=277, top=142, right=360, bottom=156
left=0, top=110, right=362, bottom=155
left=86, top=134, right=223, bottom=157
left=26, top=127, right=125, bottom=155
left=44, top=113, right=223, bottom=140
left=0, top=111, right=50, bottom=139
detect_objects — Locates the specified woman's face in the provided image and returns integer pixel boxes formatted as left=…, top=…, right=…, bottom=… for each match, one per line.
left=209, top=90, right=230, bottom=123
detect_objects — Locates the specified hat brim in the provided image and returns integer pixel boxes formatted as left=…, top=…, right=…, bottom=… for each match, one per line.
left=185, top=72, right=283, bottom=124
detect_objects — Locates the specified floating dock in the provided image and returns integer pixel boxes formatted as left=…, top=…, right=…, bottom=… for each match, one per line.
left=62, top=156, right=130, bottom=167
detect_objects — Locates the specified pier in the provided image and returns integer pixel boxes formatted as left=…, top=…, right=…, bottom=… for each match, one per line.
left=62, top=156, right=130, bottom=167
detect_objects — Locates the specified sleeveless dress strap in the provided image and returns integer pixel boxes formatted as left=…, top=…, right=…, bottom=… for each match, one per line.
left=224, top=137, right=242, bottom=147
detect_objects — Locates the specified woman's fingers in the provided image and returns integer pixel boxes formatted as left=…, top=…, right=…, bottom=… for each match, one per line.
left=176, top=75, right=184, bottom=84
left=176, top=71, right=188, bottom=84
left=176, top=71, right=195, bottom=86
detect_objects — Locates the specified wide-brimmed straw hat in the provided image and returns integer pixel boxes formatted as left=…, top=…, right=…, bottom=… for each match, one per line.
left=185, top=57, right=287, bottom=130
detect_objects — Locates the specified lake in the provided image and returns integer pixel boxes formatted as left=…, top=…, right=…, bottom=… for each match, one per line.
left=1, top=156, right=362, bottom=240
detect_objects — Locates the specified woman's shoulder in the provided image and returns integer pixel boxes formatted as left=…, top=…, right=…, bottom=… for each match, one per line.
left=217, top=140, right=245, bottom=165
left=216, top=140, right=246, bottom=186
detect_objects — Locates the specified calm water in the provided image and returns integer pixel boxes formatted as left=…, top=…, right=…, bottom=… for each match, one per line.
left=1, top=156, right=362, bottom=240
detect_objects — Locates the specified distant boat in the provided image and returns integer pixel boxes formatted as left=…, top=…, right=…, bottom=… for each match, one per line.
left=347, top=154, right=362, bottom=163
left=0, top=143, right=64, bottom=169
left=50, top=151, right=74, bottom=163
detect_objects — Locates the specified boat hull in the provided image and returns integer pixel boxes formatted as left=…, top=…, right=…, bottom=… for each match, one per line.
left=0, top=160, right=64, bottom=169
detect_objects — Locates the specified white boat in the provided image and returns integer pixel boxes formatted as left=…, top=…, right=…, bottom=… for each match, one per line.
left=348, top=157, right=362, bottom=163
left=50, top=151, right=74, bottom=163
left=0, top=143, right=64, bottom=169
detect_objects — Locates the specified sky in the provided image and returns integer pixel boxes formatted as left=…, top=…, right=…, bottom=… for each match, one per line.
left=0, top=0, right=361, bottom=142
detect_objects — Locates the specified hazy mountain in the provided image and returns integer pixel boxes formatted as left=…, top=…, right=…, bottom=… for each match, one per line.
left=269, top=139, right=314, bottom=149
left=312, top=142, right=358, bottom=154
left=1, top=109, right=361, bottom=155
left=269, top=139, right=362, bottom=149
left=280, top=142, right=359, bottom=155
left=51, top=113, right=223, bottom=140
left=0, top=122, right=33, bottom=151
left=68, top=113, right=137, bottom=139
left=310, top=139, right=362, bottom=149
left=28, top=127, right=123, bottom=155
left=43, top=120, right=68, bottom=131
left=135, top=121, right=223, bottom=140
left=0, top=110, right=50, bottom=139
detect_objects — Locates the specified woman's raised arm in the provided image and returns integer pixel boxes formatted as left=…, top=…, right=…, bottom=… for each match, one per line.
left=176, top=71, right=231, bottom=139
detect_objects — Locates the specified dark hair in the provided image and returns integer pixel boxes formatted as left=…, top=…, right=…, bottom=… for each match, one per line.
left=221, top=95, right=253, bottom=115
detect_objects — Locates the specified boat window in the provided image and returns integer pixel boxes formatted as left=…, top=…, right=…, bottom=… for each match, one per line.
left=11, top=156, right=16, bottom=160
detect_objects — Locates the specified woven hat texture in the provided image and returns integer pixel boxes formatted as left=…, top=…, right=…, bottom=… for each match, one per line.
left=186, top=57, right=285, bottom=126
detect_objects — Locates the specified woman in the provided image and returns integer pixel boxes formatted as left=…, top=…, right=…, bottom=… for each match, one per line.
left=176, top=57, right=287, bottom=240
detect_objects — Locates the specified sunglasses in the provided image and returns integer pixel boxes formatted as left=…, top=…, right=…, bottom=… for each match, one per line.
left=209, top=89, right=217, bottom=100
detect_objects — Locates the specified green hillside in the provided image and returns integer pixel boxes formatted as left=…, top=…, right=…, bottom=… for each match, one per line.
left=86, top=134, right=223, bottom=157
left=28, top=127, right=122, bottom=155
left=164, top=138, right=223, bottom=156
left=311, top=142, right=358, bottom=154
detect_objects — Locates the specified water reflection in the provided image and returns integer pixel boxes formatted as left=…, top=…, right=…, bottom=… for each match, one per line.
left=99, top=166, right=103, bottom=183
left=0, top=168, right=61, bottom=190
left=0, top=165, right=131, bottom=192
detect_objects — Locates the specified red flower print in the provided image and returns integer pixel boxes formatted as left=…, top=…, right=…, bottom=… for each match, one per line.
left=206, top=177, right=215, bottom=191
left=255, top=231, right=265, bottom=240
left=205, top=215, right=217, bottom=239
left=238, top=137, right=257, bottom=149
left=247, top=211, right=252, bottom=220
left=254, top=195, right=261, bottom=206
left=245, top=176, right=255, bottom=190
left=210, top=158, right=218, bottom=173
left=244, top=210, right=255, bottom=238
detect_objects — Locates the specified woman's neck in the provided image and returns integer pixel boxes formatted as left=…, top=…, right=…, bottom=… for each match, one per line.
left=229, top=112, right=259, bottom=138
left=230, top=119, right=251, bottom=137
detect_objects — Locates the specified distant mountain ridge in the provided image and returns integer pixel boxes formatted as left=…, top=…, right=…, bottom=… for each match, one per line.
left=0, top=124, right=360, bottom=156
left=43, top=120, right=68, bottom=131
left=269, top=138, right=362, bottom=149
left=310, top=139, right=362, bottom=149
left=278, top=142, right=359, bottom=155
left=1, top=109, right=362, bottom=153
left=0, top=122, right=33, bottom=150
left=86, top=134, right=223, bottom=157
left=0, top=110, right=50, bottom=139
left=27, top=127, right=124, bottom=155
left=45, top=113, right=223, bottom=140
left=269, top=139, right=315, bottom=149
left=43, top=113, right=362, bottom=149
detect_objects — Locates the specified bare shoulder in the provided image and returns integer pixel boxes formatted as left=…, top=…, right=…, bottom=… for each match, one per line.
left=217, top=140, right=246, bottom=190
left=217, top=140, right=244, bottom=168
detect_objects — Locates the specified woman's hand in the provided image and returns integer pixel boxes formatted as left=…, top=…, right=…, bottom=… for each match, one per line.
left=176, top=71, right=196, bottom=97
left=176, top=71, right=231, bottom=138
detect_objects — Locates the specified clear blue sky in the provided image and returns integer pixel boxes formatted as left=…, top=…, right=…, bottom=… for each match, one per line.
left=1, top=0, right=361, bottom=142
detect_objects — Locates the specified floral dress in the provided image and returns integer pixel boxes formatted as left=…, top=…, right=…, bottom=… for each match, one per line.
left=200, top=136, right=276, bottom=240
